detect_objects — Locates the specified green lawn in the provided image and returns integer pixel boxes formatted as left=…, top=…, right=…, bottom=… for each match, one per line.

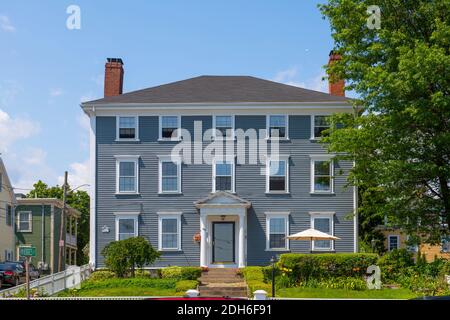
left=278, top=287, right=419, bottom=299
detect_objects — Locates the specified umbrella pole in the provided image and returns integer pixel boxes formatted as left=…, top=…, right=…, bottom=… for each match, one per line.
left=310, top=237, right=313, bottom=254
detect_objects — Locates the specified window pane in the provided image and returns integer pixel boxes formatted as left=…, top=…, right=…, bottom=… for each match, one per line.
left=216, top=116, right=232, bottom=127
left=216, top=176, right=232, bottom=191
left=314, top=161, right=330, bottom=175
left=314, top=218, right=330, bottom=233
left=270, top=127, right=286, bottom=138
left=269, top=234, right=285, bottom=249
left=120, top=162, right=135, bottom=176
left=119, top=219, right=135, bottom=234
left=314, top=115, right=329, bottom=126
left=162, top=219, right=177, bottom=233
left=216, top=163, right=231, bottom=176
left=162, top=177, right=178, bottom=191
left=269, top=161, right=285, bottom=176
left=270, top=177, right=286, bottom=191
left=119, top=233, right=134, bottom=241
left=162, top=116, right=178, bottom=128
left=270, top=116, right=286, bottom=127
left=119, top=117, right=136, bottom=128
left=216, top=127, right=232, bottom=137
left=314, top=177, right=331, bottom=191
left=162, top=234, right=178, bottom=249
left=389, top=237, right=398, bottom=251
left=162, top=162, right=177, bottom=176
left=119, top=128, right=135, bottom=139
left=119, top=177, right=136, bottom=192
left=162, top=127, right=175, bottom=138
left=19, top=221, right=29, bottom=231
left=270, top=218, right=285, bottom=233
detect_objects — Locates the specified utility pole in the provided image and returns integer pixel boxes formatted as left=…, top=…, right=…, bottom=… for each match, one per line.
left=58, top=171, right=68, bottom=272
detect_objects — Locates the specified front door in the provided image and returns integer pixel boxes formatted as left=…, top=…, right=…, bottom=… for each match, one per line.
left=212, top=222, right=235, bottom=264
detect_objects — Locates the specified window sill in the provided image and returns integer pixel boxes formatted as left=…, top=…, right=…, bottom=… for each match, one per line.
left=311, top=249, right=335, bottom=252
left=115, top=138, right=140, bottom=142
left=265, top=191, right=290, bottom=195
left=158, top=138, right=182, bottom=142
left=115, top=192, right=141, bottom=196
left=265, top=137, right=290, bottom=141
left=159, top=249, right=183, bottom=252
left=17, top=230, right=32, bottom=233
left=158, top=192, right=183, bottom=195
left=212, top=137, right=236, bottom=141
left=310, top=192, right=335, bottom=195
left=265, top=249, right=290, bottom=252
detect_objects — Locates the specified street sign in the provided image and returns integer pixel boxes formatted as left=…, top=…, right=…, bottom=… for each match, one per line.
left=19, top=246, right=36, bottom=257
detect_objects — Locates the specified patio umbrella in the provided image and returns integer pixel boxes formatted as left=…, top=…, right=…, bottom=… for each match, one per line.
left=287, top=228, right=341, bottom=253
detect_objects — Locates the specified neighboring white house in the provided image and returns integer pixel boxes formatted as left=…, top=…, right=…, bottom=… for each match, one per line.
left=0, top=156, right=16, bottom=261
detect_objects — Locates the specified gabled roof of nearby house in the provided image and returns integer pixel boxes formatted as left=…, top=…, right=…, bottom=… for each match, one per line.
left=82, top=75, right=351, bottom=105
left=194, top=191, right=251, bottom=208
left=16, top=198, right=81, bottom=218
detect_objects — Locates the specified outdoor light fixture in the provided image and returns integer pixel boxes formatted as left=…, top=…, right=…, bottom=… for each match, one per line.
left=220, top=215, right=226, bottom=221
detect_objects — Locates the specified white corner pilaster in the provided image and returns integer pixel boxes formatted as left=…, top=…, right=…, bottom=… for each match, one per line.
left=200, top=213, right=207, bottom=267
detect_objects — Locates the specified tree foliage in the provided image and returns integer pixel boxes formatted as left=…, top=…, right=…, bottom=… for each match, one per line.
left=101, top=236, right=160, bottom=278
left=27, top=180, right=90, bottom=264
left=319, top=0, right=450, bottom=244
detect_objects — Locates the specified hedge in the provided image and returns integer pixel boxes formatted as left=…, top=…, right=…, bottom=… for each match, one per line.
left=278, top=253, right=379, bottom=281
left=241, top=267, right=272, bottom=297
left=161, top=266, right=202, bottom=280
left=82, top=278, right=178, bottom=290
left=175, top=280, right=199, bottom=292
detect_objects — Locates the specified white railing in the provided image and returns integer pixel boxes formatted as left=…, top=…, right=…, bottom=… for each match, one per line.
left=0, top=264, right=92, bottom=298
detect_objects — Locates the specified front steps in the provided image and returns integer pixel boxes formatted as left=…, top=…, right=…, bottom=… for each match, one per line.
left=198, top=268, right=247, bottom=297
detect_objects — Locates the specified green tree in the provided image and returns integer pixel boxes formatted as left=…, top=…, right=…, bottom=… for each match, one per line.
left=319, top=0, right=450, bottom=244
left=101, top=237, right=160, bottom=277
left=27, top=180, right=90, bottom=264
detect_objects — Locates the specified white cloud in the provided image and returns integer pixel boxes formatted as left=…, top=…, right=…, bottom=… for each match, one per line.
left=0, top=108, right=40, bottom=152
left=58, top=159, right=90, bottom=191
left=24, top=147, right=47, bottom=165
left=49, top=88, right=64, bottom=97
left=273, top=67, right=328, bottom=93
left=0, top=80, right=22, bottom=107
left=0, top=15, right=15, bottom=32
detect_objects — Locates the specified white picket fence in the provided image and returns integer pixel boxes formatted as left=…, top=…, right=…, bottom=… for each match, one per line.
left=0, top=264, right=92, bottom=298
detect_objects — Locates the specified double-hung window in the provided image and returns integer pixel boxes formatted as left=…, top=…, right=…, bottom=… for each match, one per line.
left=267, top=156, right=289, bottom=193
left=310, top=155, right=334, bottom=193
left=267, top=115, right=288, bottom=139
left=159, top=116, right=180, bottom=140
left=114, top=213, right=139, bottom=240
left=441, top=236, right=450, bottom=253
left=213, top=157, right=235, bottom=193
left=388, top=235, right=400, bottom=251
left=213, top=115, right=234, bottom=140
left=310, top=212, right=334, bottom=251
left=265, top=213, right=289, bottom=250
left=159, top=156, right=181, bottom=193
left=158, top=212, right=182, bottom=251
left=6, top=205, right=12, bottom=226
left=17, top=211, right=32, bottom=232
left=312, top=115, right=330, bottom=139
left=115, top=156, right=139, bottom=194
left=117, top=116, right=138, bottom=140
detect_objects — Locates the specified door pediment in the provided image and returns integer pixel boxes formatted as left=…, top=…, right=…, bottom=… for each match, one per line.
left=194, top=191, right=251, bottom=208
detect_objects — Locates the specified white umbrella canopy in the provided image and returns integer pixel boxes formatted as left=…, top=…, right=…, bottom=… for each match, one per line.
left=287, top=228, right=341, bottom=241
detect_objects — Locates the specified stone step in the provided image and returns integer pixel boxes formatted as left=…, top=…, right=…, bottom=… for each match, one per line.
left=199, top=275, right=242, bottom=280
left=200, top=279, right=244, bottom=284
left=199, top=290, right=248, bottom=297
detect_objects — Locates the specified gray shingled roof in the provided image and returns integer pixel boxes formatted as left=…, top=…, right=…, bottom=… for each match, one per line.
left=83, top=75, right=350, bottom=105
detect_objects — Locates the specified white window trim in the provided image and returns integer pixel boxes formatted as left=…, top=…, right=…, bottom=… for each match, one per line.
left=212, top=115, right=235, bottom=140
left=158, top=115, right=181, bottom=141
left=310, top=212, right=335, bottom=251
left=310, top=114, right=331, bottom=140
left=157, top=212, right=182, bottom=251
left=158, top=155, right=182, bottom=194
left=265, top=212, right=290, bottom=251
left=310, top=155, right=335, bottom=194
left=212, top=155, right=236, bottom=193
left=17, top=211, right=32, bottom=233
left=115, top=155, right=140, bottom=195
left=116, top=116, right=140, bottom=141
left=388, top=235, right=400, bottom=251
left=114, top=212, right=139, bottom=241
left=265, top=155, right=290, bottom=194
left=266, top=115, right=289, bottom=140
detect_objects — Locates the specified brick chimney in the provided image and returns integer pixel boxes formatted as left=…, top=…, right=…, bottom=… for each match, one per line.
left=328, top=51, right=345, bottom=97
left=104, top=58, right=124, bottom=97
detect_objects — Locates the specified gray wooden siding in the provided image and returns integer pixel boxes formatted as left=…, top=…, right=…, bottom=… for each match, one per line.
left=95, top=115, right=355, bottom=267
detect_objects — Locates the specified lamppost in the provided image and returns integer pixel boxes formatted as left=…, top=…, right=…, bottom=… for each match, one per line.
left=270, top=256, right=276, bottom=298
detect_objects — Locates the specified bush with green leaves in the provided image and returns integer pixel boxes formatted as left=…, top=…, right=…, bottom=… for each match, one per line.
left=241, top=266, right=272, bottom=297
left=89, top=270, right=116, bottom=281
left=278, top=253, right=378, bottom=283
left=298, top=277, right=367, bottom=291
left=101, top=236, right=160, bottom=277
left=82, top=278, right=178, bottom=290
left=377, top=249, right=415, bottom=282
left=175, top=280, right=199, bottom=292
left=160, top=266, right=202, bottom=280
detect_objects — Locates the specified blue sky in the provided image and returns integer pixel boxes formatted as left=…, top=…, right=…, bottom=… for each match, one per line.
left=0, top=0, right=338, bottom=192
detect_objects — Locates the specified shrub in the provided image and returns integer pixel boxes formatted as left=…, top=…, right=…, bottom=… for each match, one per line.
left=396, top=273, right=449, bottom=296
left=377, top=249, right=414, bottom=282
left=298, top=277, right=367, bottom=291
left=247, top=281, right=272, bottom=297
left=161, top=266, right=202, bottom=280
left=101, top=236, right=160, bottom=277
left=175, top=280, right=199, bottom=292
left=278, top=253, right=378, bottom=282
left=89, top=270, right=116, bottom=281
left=83, top=278, right=177, bottom=290
left=241, top=266, right=265, bottom=282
